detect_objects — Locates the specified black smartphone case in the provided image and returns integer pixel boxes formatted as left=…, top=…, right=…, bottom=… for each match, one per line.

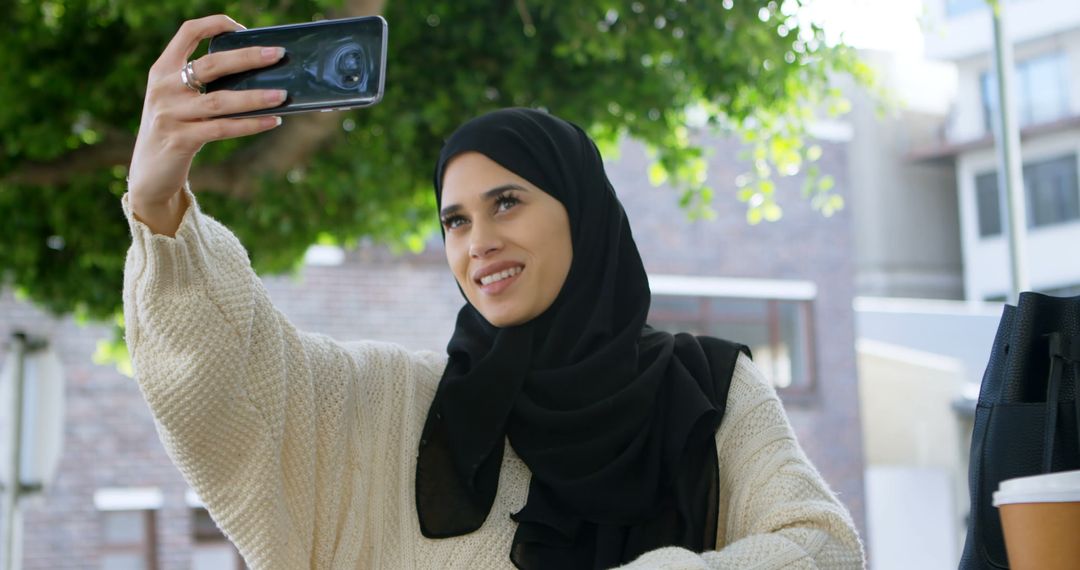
left=205, top=15, right=387, bottom=117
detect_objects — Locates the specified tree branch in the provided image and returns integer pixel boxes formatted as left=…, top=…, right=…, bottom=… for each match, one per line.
left=2, top=128, right=136, bottom=186
left=2, top=0, right=385, bottom=197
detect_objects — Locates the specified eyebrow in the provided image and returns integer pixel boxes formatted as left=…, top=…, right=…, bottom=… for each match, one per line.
left=439, top=184, right=529, bottom=219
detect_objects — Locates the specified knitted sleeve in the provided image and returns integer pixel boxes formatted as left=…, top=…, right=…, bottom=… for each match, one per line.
left=614, top=354, right=865, bottom=570
left=120, top=186, right=430, bottom=569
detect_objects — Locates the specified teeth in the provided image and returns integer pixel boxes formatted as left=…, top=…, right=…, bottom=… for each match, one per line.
left=480, top=266, right=523, bottom=286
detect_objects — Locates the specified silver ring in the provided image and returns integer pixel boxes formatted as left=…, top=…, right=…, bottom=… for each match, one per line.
left=180, top=60, right=206, bottom=94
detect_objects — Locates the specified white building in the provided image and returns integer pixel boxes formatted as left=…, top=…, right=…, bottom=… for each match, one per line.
left=844, top=1, right=1080, bottom=567
left=841, top=1, right=1080, bottom=567
left=846, top=49, right=964, bottom=300
left=916, top=0, right=1080, bottom=301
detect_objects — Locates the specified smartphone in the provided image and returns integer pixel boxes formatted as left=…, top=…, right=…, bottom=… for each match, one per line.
left=206, top=15, right=387, bottom=117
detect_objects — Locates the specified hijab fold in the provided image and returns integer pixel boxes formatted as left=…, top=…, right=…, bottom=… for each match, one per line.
left=416, top=108, right=749, bottom=569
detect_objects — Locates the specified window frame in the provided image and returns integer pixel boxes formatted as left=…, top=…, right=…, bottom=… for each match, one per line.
left=970, top=153, right=1080, bottom=239
left=646, top=275, right=818, bottom=400
left=94, top=488, right=162, bottom=570
left=974, top=170, right=1003, bottom=237
left=980, top=51, right=1070, bottom=134
left=186, top=490, right=247, bottom=570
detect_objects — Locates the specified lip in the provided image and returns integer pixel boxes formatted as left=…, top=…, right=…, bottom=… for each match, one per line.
left=473, top=261, right=526, bottom=298
left=472, top=260, right=526, bottom=285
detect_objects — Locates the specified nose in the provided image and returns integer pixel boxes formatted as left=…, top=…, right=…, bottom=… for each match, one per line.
left=469, top=220, right=503, bottom=258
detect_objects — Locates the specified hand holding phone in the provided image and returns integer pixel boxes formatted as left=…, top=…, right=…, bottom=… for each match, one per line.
left=206, top=16, right=388, bottom=117
left=127, top=14, right=289, bottom=236
left=127, top=15, right=388, bottom=235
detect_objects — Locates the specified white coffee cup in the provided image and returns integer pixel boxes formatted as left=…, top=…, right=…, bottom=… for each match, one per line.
left=993, top=469, right=1080, bottom=570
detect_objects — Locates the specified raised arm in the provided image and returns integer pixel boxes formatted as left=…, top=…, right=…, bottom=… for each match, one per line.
left=122, top=16, right=407, bottom=568
left=124, top=182, right=414, bottom=567
left=615, top=354, right=865, bottom=569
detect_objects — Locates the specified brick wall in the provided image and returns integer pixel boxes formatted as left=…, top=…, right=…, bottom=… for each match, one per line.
left=0, top=299, right=195, bottom=570
left=1, top=132, right=865, bottom=567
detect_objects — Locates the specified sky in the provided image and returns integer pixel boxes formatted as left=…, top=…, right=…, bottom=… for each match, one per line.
left=804, top=0, right=927, bottom=55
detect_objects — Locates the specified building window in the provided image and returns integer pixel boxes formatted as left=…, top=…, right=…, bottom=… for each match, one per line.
left=975, top=172, right=1002, bottom=237
left=973, top=154, right=1080, bottom=237
left=1026, top=155, right=1080, bottom=227
left=946, top=0, right=989, bottom=17
left=101, top=511, right=156, bottom=570
left=947, top=0, right=1022, bottom=17
left=187, top=491, right=246, bottom=570
left=94, top=488, right=162, bottom=570
left=646, top=275, right=816, bottom=393
left=981, top=52, right=1070, bottom=132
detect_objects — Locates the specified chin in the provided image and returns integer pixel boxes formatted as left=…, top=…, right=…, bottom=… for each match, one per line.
left=484, top=314, right=520, bottom=328
left=479, top=307, right=530, bottom=328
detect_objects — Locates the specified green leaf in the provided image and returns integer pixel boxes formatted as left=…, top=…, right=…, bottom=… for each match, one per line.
left=648, top=162, right=669, bottom=186
left=763, top=202, right=783, bottom=222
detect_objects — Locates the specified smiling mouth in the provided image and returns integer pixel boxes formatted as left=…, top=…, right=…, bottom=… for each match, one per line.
left=478, top=265, right=525, bottom=286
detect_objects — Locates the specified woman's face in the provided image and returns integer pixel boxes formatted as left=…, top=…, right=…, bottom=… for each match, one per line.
left=440, top=152, right=573, bottom=327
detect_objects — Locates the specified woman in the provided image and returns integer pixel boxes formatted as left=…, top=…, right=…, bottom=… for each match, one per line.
left=125, top=14, right=865, bottom=569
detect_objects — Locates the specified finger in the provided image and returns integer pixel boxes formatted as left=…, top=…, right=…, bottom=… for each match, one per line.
left=190, top=45, right=285, bottom=85
left=155, top=15, right=245, bottom=73
left=172, top=89, right=287, bottom=121
left=186, top=116, right=283, bottom=146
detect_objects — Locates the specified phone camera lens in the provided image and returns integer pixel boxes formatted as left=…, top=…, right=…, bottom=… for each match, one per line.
left=336, top=48, right=366, bottom=88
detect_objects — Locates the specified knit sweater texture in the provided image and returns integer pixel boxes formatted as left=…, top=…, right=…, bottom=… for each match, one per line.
left=121, top=188, right=865, bottom=569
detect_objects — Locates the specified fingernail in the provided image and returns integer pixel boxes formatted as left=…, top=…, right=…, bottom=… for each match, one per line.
left=262, top=47, right=285, bottom=61
left=264, top=116, right=282, bottom=128
left=265, top=90, right=287, bottom=103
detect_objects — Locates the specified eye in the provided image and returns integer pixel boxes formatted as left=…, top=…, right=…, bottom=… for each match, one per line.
left=494, top=191, right=521, bottom=212
left=441, top=214, right=467, bottom=230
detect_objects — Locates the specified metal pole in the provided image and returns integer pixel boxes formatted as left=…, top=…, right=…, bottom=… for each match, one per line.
left=990, top=0, right=1030, bottom=302
left=2, top=333, right=27, bottom=570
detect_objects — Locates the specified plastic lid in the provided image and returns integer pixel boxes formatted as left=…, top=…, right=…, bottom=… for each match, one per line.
left=993, top=470, right=1080, bottom=507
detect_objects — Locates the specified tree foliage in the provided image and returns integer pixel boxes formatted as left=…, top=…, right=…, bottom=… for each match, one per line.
left=1, top=0, right=870, bottom=325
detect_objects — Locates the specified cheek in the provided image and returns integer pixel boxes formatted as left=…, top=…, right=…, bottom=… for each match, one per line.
left=446, top=244, right=469, bottom=288
left=556, top=235, right=574, bottom=286
left=534, top=217, right=573, bottom=291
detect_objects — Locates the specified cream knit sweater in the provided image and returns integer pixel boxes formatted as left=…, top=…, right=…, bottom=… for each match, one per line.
left=121, top=189, right=865, bottom=569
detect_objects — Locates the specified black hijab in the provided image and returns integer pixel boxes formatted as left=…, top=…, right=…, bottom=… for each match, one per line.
left=416, top=108, right=750, bottom=569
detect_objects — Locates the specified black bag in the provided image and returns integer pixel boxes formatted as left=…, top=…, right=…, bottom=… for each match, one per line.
left=959, top=292, right=1080, bottom=569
